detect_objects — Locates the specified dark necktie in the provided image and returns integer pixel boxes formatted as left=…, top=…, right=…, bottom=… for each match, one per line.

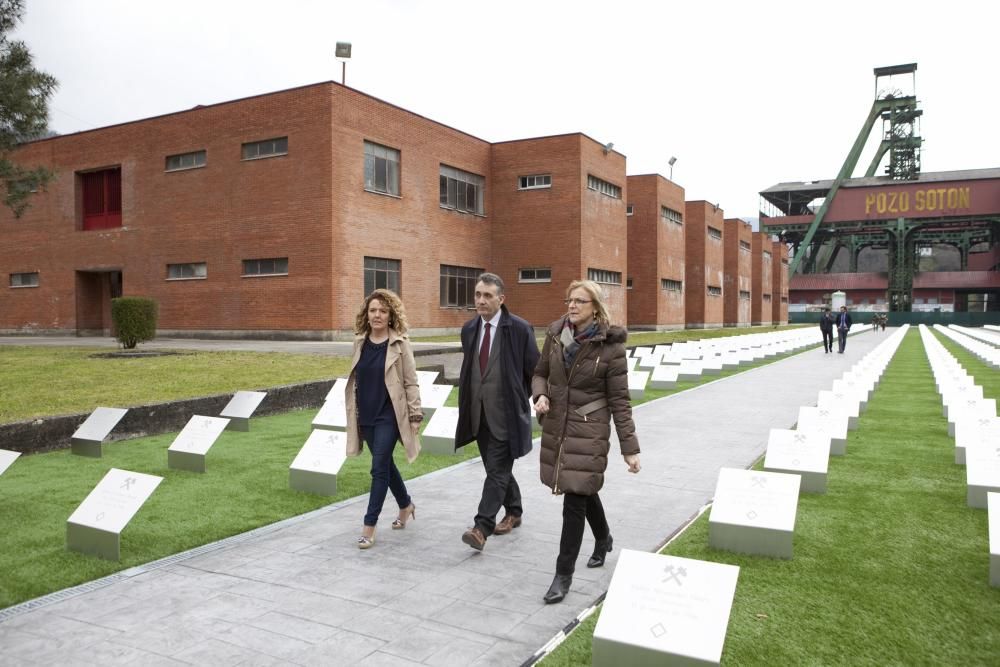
left=479, top=323, right=491, bottom=375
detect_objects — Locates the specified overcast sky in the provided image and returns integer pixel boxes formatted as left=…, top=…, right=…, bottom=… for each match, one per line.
left=17, top=0, right=1000, bottom=218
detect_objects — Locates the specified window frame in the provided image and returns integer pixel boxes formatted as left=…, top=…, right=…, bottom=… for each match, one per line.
left=439, top=165, right=485, bottom=216
left=165, top=150, right=207, bottom=172
left=166, top=262, right=207, bottom=281
left=586, top=174, right=622, bottom=199
left=439, top=264, right=484, bottom=309
left=661, top=278, right=683, bottom=292
left=661, top=206, right=683, bottom=225
left=241, top=257, right=289, bottom=277
left=80, top=167, right=122, bottom=231
left=9, top=272, right=39, bottom=288
left=707, top=285, right=722, bottom=297
left=364, top=256, right=402, bottom=295
left=241, top=137, right=288, bottom=161
left=518, top=174, right=551, bottom=190
left=364, top=141, right=401, bottom=197
left=707, top=226, right=722, bottom=241
left=518, top=267, right=552, bottom=284
left=587, top=267, right=622, bottom=285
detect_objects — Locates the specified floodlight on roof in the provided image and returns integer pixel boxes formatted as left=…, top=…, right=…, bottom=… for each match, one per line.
left=335, top=42, right=352, bottom=85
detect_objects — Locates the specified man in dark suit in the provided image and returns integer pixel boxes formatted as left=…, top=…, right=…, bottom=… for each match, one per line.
left=836, top=306, right=853, bottom=353
left=456, top=272, right=540, bottom=551
left=819, top=307, right=834, bottom=353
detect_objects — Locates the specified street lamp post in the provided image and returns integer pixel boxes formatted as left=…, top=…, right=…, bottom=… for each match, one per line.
left=335, top=42, right=352, bottom=85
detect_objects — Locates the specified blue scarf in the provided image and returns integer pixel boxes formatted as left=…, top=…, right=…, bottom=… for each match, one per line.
left=562, top=319, right=599, bottom=369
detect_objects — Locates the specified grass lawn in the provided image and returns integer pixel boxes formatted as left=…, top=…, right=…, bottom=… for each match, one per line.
left=543, top=329, right=1000, bottom=665
left=0, top=335, right=820, bottom=610
left=931, top=328, right=1000, bottom=401
left=0, top=347, right=353, bottom=424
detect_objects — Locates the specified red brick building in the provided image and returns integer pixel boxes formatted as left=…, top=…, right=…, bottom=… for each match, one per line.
left=723, top=218, right=753, bottom=326
left=771, top=240, right=789, bottom=324
left=684, top=201, right=725, bottom=328
left=751, top=231, right=774, bottom=325
left=0, top=83, right=631, bottom=337
left=625, top=174, right=686, bottom=329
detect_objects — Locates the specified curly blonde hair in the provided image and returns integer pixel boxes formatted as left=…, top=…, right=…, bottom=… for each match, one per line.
left=354, top=289, right=409, bottom=336
left=565, top=279, right=611, bottom=326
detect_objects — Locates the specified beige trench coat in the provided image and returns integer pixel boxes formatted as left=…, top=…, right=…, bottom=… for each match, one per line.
left=345, top=329, right=422, bottom=463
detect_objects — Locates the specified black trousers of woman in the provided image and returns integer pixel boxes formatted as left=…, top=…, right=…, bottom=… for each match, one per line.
left=556, top=492, right=610, bottom=575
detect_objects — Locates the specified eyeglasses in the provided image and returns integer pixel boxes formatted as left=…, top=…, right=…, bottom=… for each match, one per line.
left=563, top=298, right=592, bottom=306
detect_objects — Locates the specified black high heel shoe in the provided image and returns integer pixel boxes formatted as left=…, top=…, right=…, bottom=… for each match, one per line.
left=587, top=534, right=613, bottom=568
left=543, top=574, right=573, bottom=604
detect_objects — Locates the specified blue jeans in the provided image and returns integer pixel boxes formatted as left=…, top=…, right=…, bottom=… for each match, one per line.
left=362, top=423, right=411, bottom=527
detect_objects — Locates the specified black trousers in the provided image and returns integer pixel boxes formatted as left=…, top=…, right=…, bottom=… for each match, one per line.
left=821, top=330, right=833, bottom=352
left=556, top=492, right=610, bottom=575
left=474, top=420, right=522, bottom=536
left=838, top=328, right=848, bottom=353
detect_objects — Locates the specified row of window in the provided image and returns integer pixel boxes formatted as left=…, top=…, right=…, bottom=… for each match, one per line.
left=587, top=175, right=622, bottom=199
left=165, top=137, right=288, bottom=173
left=739, top=240, right=751, bottom=252
left=166, top=258, right=289, bottom=280
left=587, top=268, right=622, bottom=285
left=707, top=227, right=722, bottom=241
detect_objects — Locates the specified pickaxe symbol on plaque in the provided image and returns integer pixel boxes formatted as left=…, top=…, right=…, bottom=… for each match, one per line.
left=121, top=477, right=136, bottom=491
left=751, top=476, right=767, bottom=487
left=662, top=565, right=688, bottom=586
left=793, top=434, right=807, bottom=444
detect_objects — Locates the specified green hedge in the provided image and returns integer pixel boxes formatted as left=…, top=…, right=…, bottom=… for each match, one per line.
left=111, top=297, right=158, bottom=349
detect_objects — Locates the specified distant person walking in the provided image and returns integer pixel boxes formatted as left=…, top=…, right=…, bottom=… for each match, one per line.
left=836, top=305, right=853, bottom=354
left=532, top=279, right=640, bottom=604
left=456, top=273, right=540, bottom=552
left=819, top=307, right=835, bottom=353
left=345, top=289, right=422, bottom=549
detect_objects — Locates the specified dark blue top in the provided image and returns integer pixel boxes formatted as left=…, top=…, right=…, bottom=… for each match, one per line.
left=356, top=338, right=396, bottom=427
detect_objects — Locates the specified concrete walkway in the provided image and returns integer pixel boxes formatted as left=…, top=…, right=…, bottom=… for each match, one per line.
left=0, top=330, right=884, bottom=666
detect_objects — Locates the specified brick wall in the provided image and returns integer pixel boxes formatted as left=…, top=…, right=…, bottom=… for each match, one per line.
left=626, top=174, right=685, bottom=329
left=684, top=201, right=725, bottom=328
left=723, top=218, right=753, bottom=326
left=772, top=240, right=789, bottom=324
left=751, top=231, right=774, bottom=325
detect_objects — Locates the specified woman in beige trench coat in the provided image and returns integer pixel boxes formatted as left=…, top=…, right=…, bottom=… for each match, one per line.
left=345, top=289, right=422, bottom=549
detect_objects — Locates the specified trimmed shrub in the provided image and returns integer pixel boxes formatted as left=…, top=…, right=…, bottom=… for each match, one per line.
left=111, top=297, right=158, bottom=349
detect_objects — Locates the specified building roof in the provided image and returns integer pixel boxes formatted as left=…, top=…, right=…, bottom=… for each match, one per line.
left=761, top=168, right=1000, bottom=197
left=789, top=273, right=889, bottom=290
left=912, top=271, right=1000, bottom=289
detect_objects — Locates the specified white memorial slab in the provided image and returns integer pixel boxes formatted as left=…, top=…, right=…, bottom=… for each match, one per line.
left=676, top=360, right=703, bottom=382
left=420, top=383, right=453, bottom=418
left=71, top=407, right=129, bottom=458
left=625, top=356, right=639, bottom=372
left=649, top=365, right=679, bottom=390
left=632, top=347, right=654, bottom=358
left=831, top=379, right=869, bottom=413
left=966, top=442, right=1000, bottom=509
left=313, top=393, right=347, bottom=431
left=763, top=428, right=831, bottom=493
left=592, top=550, right=739, bottom=667
left=817, top=390, right=860, bottom=430
left=636, top=353, right=663, bottom=371
left=289, top=430, right=348, bottom=496
left=0, top=449, right=21, bottom=476
left=796, top=405, right=848, bottom=455
left=416, top=370, right=440, bottom=390
left=954, top=416, right=1000, bottom=465
left=942, top=383, right=982, bottom=419
left=167, top=415, right=231, bottom=473
left=220, top=391, right=267, bottom=431
left=628, top=371, right=650, bottom=401
left=709, top=467, right=800, bottom=559
left=989, top=492, right=999, bottom=588
left=324, top=377, right=348, bottom=402
left=421, top=406, right=460, bottom=455
left=701, top=356, right=723, bottom=375
left=948, top=398, right=997, bottom=438
left=66, top=468, right=163, bottom=561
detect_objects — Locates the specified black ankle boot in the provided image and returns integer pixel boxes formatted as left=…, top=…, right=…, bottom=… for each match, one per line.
left=587, top=534, right=613, bottom=568
left=543, top=574, right=573, bottom=604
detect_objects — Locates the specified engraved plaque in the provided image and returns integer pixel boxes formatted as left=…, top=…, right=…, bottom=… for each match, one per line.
left=167, top=415, right=230, bottom=473
left=415, top=370, right=439, bottom=389
left=817, top=390, right=860, bottom=429
left=289, top=430, right=347, bottom=496
left=0, top=449, right=20, bottom=476
left=709, top=467, right=800, bottom=559
left=966, top=441, right=1000, bottom=509
left=593, top=550, right=739, bottom=667
left=420, top=383, right=454, bottom=418
left=313, top=393, right=347, bottom=431
left=797, top=405, right=849, bottom=455
left=324, top=377, right=348, bottom=402
left=649, top=365, right=679, bottom=390
left=220, top=391, right=267, bottom=431
left=66, top=468, right=163, bottom=561
left=954, top=416, right=1000, bottom=466
left=422, top=406, right=460, bottom=455
left=71, top=407, right=129, bottom=458
left=763, top=428, right=831, bottom=494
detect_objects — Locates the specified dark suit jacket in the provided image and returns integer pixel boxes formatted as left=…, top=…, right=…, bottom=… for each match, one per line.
left=836, top=311, right=853, bottom=330
left=819, top=313, right=834, bottom=333
left=455, top=304, right=540, bottom=459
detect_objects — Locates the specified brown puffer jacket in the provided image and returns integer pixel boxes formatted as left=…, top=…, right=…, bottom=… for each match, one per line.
left=531, top=318, right=640, bottom=496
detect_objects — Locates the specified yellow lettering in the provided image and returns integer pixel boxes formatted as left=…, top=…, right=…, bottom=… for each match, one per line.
left=899, top=192, right=910, bottom=212
left=888, top=192, right=898, bottom=213
left=937, top=189, right=947, bottom=209
left=946, top=188, right=958, bottom=208
left=865, top=194, right=875, bottom=214
left=877, top=192, right=887, bottom=214
left=915, top=190, right=925, bottom=211
left=926, top=189, right=937, bottom=210
left=959, top=187, right=970, bottom=208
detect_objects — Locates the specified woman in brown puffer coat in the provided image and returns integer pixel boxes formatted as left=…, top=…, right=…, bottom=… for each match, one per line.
left=532, top=279, right=641, bottom=604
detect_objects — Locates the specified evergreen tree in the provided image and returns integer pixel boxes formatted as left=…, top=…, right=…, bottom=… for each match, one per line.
left=0, top=0, right=57, bottom=217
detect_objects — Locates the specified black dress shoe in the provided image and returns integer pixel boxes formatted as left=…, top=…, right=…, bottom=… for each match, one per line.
left=587, top=535, right=614, bottom=568
left=543, top=574, right=573, bottom=604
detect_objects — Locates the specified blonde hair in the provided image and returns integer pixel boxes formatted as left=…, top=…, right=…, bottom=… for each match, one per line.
left=565, top=279, right=610, bottom=326
left=354, top=289, right=409, bottom=335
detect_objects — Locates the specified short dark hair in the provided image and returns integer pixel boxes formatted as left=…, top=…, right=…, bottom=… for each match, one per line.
left=477, top=272, right=505, bottom=295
